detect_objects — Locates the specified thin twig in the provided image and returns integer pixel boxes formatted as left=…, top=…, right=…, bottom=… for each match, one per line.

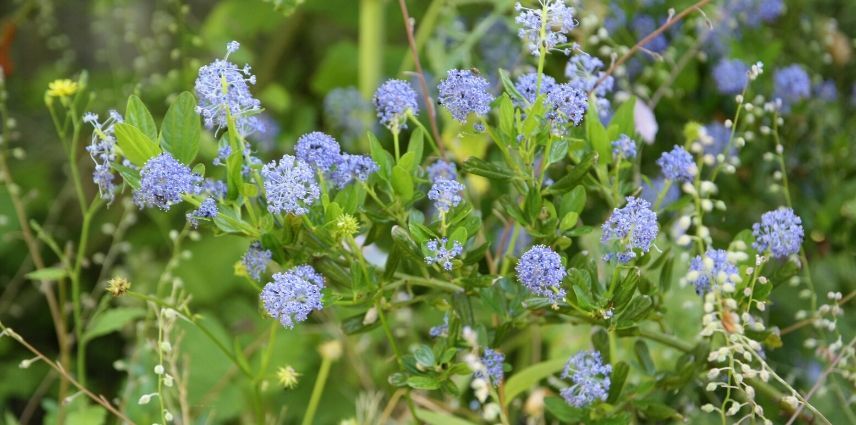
left=785, top=337, right=856, bottom=425
left=780, top=289, right=856, bottom=336
left=591, top=0, right=714, bottom=94
left=397, top=0, right=446, bottom=156
left=0, top=323, right=135, bottom=424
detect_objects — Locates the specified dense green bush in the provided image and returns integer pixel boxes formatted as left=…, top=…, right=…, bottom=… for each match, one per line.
left=0, top=0, right=854, bottom=424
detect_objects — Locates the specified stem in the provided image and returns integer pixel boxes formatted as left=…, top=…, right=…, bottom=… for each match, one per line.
left=359, top=0, right=383, bottom=99
left=301, top=355, right=332, bottom=425
left=73, top=199, right=101, bottom=387
left=591, top=0, right=714, bottom=94
left=393, top=129, right=401, bottom=162
left=397, top=0, right=445, bottom=155
left=652, top=179, right=673, bottom=212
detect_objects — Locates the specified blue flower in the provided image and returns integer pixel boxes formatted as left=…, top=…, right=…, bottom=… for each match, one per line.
left=260, top=265, right=325, bottom=329
left=561, top=350, right=612, bottom=408
left=514, top=0, right=578, bottom=56
left=713, top=59, right=748, bottom=95
left=773, top=65, right=810, bottom=112
left=295, top=131, right=341, bottom=171
left=242, top=241, right=272, bottom=280
left=428, top=178, right=466, bottom=213
left=426, top=160, right=458, bottom=183
left=688, top=249, right=740, bottom=294
left=330, top=154, right=379, bottom=189
left=611, top=134, right=637, bottom=159
left=373, top=79, right=419, bottom=131
left=429, top=314, right=449, bottom=338
left=437, top=69, right=494, bottom=122
left=815, top=80, right=838, bottom=102
left=657, top=145, right=696, bottom=183
left=475, top=348, right=505, bottom=386
left=324, top=87, right=372, bottom=141
left=133, top=153, right=202, bottom=211
left=202, top=178, right=228, bottom=199
left=194, top=41, right=263, bottom=137
left=515, top=245, right=566, bottom=304
left=186, top=197, right=218, bottom=228
left=565, top=54, right=614, bottom=98
left=752, top=207, right=804, bottom=258
left=601, top=196, right=659, bottom=263
left=84, top=110, right=123, bottom=204
left=514, top=72, right=556, bottom=106
left=261, top=155, right=320, bottom=215
left=425, top=238, right=464, bottom=270
left=546, top=82, right=588, bottom=128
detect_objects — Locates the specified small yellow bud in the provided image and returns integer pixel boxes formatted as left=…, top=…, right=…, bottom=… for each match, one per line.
left=106, top=277, right=131, bottom=297
left=319, top=340, right=342, bottom=361
left=276, top=366, right=301, bottom=389
left=335, top=214, right=359, bottom=239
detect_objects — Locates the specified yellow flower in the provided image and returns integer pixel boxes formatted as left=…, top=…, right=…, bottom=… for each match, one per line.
left=276, top=366, right=301, bottom=389
left=106, top=277, right=131, bottom=297
left=335, top=214, right=359, bottom=239
left=46, top=79, right=79, bottom=98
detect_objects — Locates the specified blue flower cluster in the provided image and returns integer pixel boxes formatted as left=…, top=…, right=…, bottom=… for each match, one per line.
left=773, top=65, right=810, bottom=112
left=475, top=348, right=505, bottom=387
left=601, top=196, right=659, bottom=263
left=186, top=197, right=218, bottom=228
left=514, top=0, right=577, bottom=56
left=242, top=241, right=272, bottom=281
left=688, top=249, right=740, bottom=294
left=330, top=154, right=379, bottom=189
left=295, top=131, right=342, bottom=171
left=83, top=110, right=123, bottom=203
left=424, top=238, right=464, bottom=271
left=194, top=41, right=263, bottom=137
left=515, top=245, right=566, bottom=304
left=134, top=153, right=202, bottom=211
left=565, top=54, right=614, bottom=118
left=712, top=59, right=748, bottom=95
left=611, top=134, right=637, bottom=159
left=428, top=178, right=466, bottom=213
left=546, top=82, right=588, bottom=128
left=513, top=72, right=556, bottom=106
left=561, top=350, right=612, bottom=408
left=260, top=265, right=325, bottom=329
left=752, top=207, right=804, bottom=258
left=657, top=145, right=696, bottom=183
left=437, top=69, right=494, bottom=122
left=373, top=79, right=419, bottom=132
left=261, top=154, right=320, bottom=216
left=426, top=160, right=458, bottom=182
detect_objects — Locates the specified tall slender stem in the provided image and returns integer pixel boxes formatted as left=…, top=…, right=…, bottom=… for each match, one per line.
left=359, top=0, right=383, bottom=99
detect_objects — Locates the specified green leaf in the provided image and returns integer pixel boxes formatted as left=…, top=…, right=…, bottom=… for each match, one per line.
left=413, top=345, right=436, bottom=368
left=559, top=212, right=579, bottom=231
left=391, top=165, right=414, bottom=201
left=498, top=94, right=515, bottom=139
left=609, top=96, right=636, bottom=140
left=592, top=328, right=610, bottom=362
left=368, top=133, right=392, bottom=180
left=449, top=226, right=468, bottom=246
left=548, top=138, right=569, bottom=164
left=406, top=127, right=424, bottom=166
left=25, top=267, right=67, bottom=281
left=83, top=307, right=146, bottom=341
left=634, top=340, right=655, bottom=374
left=125, top=95, right=157, bottom=142
left=504, top=357, right=567, bottom=406
left=160, top=91, right=201, bottom=164
left=113, top=162, right=141, bottom=189
left=115, top=122, right=161, bottom=166
left=547, top=151, right=596, bottom=194
left=544, top=396, right=584, bottom=422
left=585, top=98, right=611, bottom=162
left=406, top=375, right=441, bottom=390
left=462, top=157, right=514, bottom=181
left=607, top=361, right=629, bottom=403
left=414, top=409, right=478, bottom=425
left=524, top=188, right=542, bottom=221
left=565, top=186, right=587, bottom=214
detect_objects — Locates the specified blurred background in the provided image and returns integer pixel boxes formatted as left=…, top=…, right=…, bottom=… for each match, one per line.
left=1, top=0, right=855, bottom=423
